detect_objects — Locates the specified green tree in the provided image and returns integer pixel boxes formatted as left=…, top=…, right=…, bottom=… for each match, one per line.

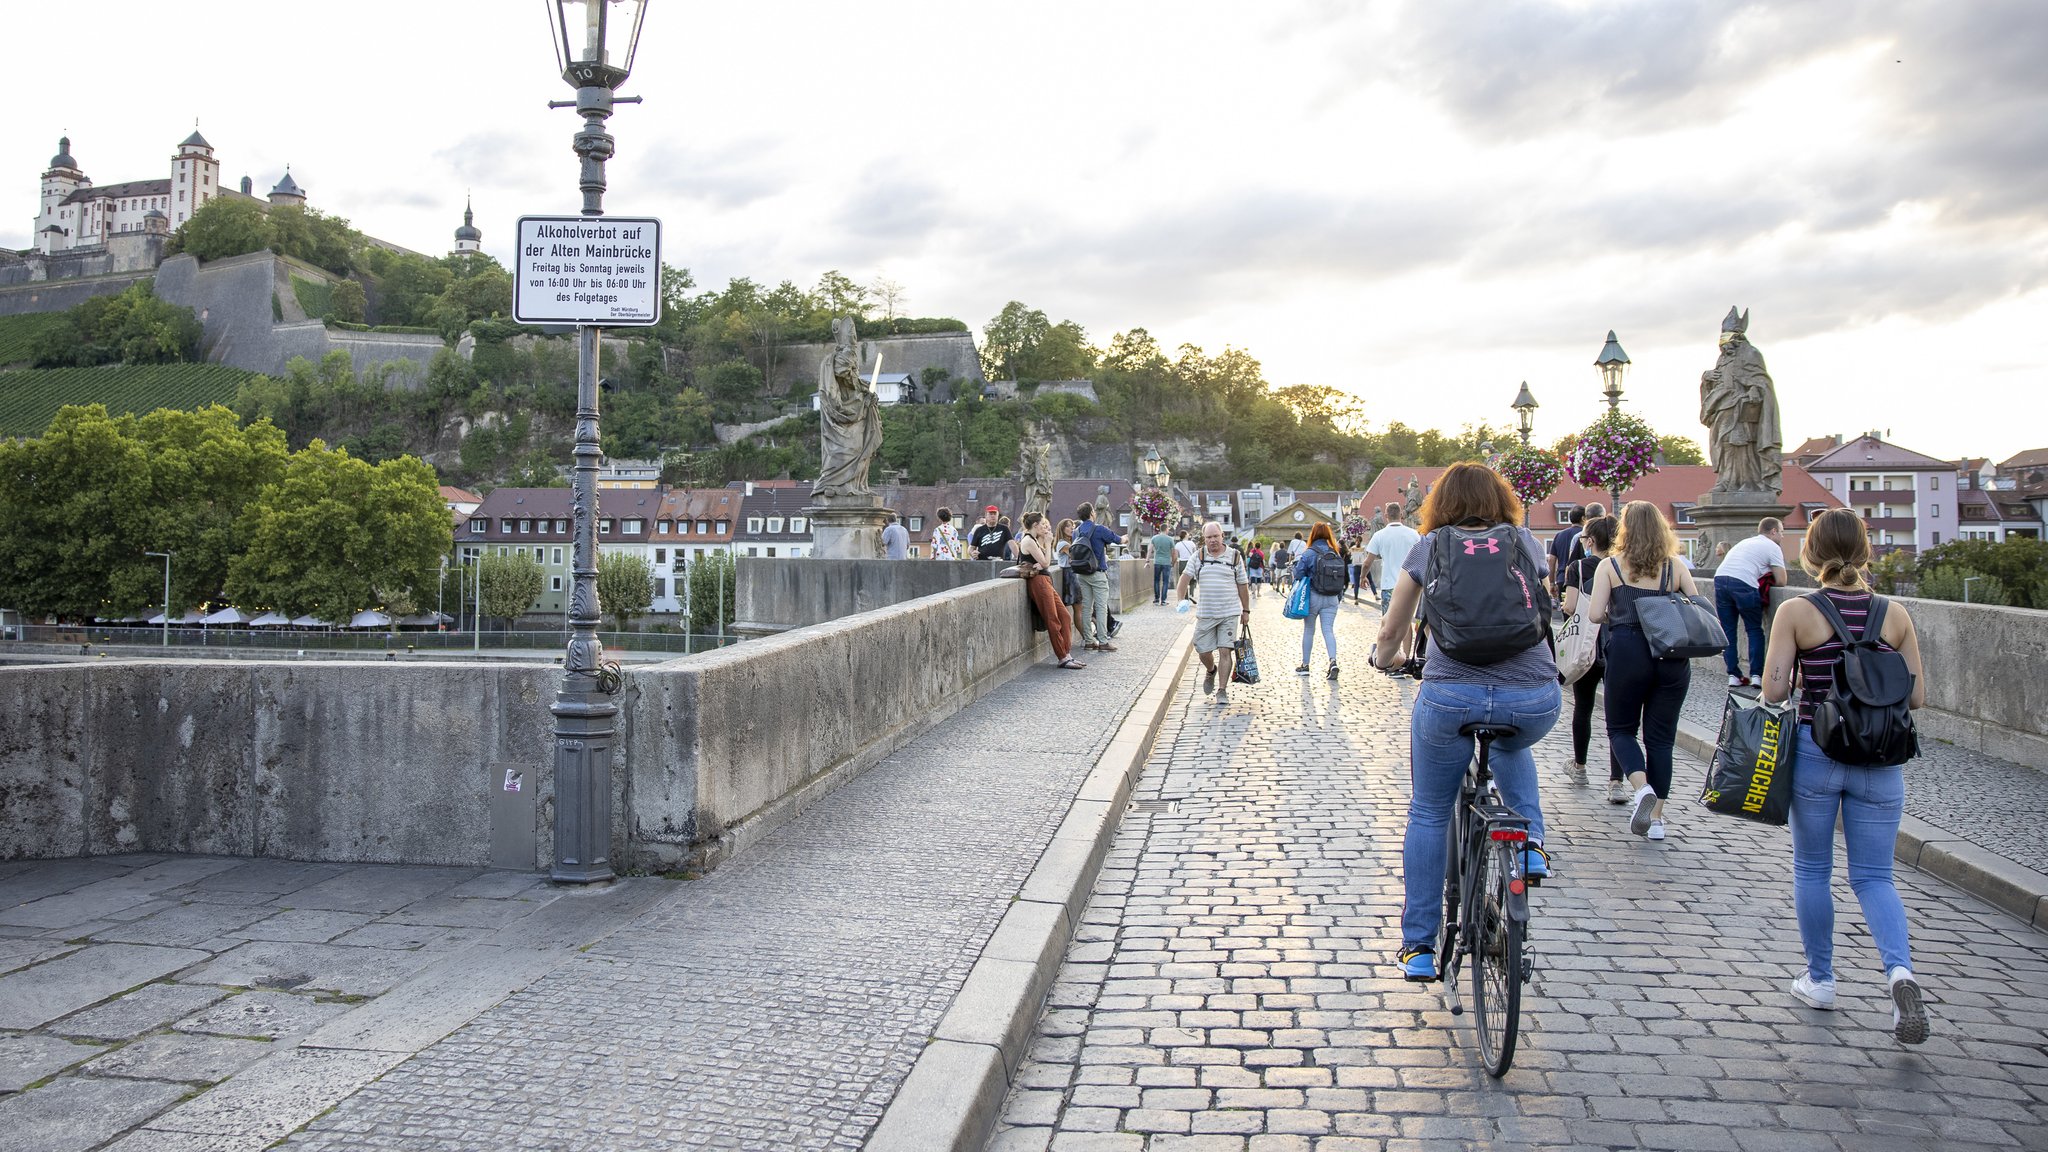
left=267, top=204, right=360, bottom=275
left=428, top=261, right=513, bottom=339
left=476, top=551, right=546, bottom=623
left=597, top=551, right=654, bottom=632
left=1918, top=566, right=2009, bottom=606
left=0, top=405, right=152, bottom=618
left=358, top=248, right=453, bottom=327
left=685, top=551, right=735, bottom=634
left=1917, top=538, right=2048, bottom=608
left=981, top=301, right=1050, bottom=381
left=1658, top=435, right=1706, bottom=465
left=225, top=443, right=451, bottom=617
left=168, top=197, right=276, bottom=263
left=329, top=278, right=367, bottom=324
left=31, top=280, right=201, bottom=367
left=814, top=269, right=871, bottom=320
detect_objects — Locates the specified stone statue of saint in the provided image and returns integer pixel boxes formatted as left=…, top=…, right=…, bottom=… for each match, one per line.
left=1368, top=508, right=1386, bottom=534
left=1698, top=307, right=1783, bottom=499
left=1403, top=476, right=1423, bottom=519
left=814, top=317, right=881, bottom=501
left=1022, top=442, right=1054, bottom=518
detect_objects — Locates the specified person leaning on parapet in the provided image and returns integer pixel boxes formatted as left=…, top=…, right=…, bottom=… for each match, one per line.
left=970, top=505, right=1011, bottom=561
left=1715, top=518, right=1787, bottom=688
left=1150, top=523, right=1176, bottom=605
left=1070, top=503, right=1125, bottom=652
left=1017, top=511, right=1086, bottom=670
left=1176, top=520, right=1251, bottom=704
left=1363, top=503, right=1420, bottom=614
left=881, top=513, right=909, bottom=560
left=929, top=507, right=963, bottom=560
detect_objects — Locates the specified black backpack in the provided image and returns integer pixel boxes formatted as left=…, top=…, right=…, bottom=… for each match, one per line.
left=1066, top=532, right=1098, bottom=575
left=1309, top=547, right=1349, bottom=595
left=1421, top=524, right=1550, bottom=664
left=1806, top=593, right=1919, bottom=768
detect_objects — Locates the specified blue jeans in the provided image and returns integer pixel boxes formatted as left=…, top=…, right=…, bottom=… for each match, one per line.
left=1152, top=564, right=1173, bottom=603
left=1401, top=680, right=1562, bottom=950
left=1378, top=587, right=1393, bottom=613
left=1301, top=594, right=1339, bottom=664
left=1715, top=576, right=1766, bottom=677
left=1789, top=725, right=1912, bottom=980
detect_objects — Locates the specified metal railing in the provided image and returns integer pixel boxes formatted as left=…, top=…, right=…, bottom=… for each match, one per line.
left=6, top=624, right=738, bottom=656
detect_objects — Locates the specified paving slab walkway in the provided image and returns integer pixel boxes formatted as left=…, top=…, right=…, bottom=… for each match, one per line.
left=989, top=599, right=2048, bottom=1151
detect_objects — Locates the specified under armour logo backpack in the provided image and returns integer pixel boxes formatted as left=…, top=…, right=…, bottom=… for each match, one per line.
left=1422, top=524, right=1550, bottom=664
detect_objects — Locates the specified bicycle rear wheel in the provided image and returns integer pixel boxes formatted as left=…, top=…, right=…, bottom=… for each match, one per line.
left=1472, top=839, right=1524, bottom=1076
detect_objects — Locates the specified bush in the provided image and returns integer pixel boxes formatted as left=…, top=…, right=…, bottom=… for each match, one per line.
left=1917, top=538, right=2048, bottom=608
left=1917, top=566, right=2009, bottom=606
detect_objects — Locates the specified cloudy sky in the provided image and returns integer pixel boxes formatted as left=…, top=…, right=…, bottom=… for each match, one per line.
left=9, top=1, right=2045, bottom=463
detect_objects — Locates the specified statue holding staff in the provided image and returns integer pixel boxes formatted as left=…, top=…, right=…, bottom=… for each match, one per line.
left=815, top=316, right=881, bottom=499
left=1698, top=307, right=1783, bottom=499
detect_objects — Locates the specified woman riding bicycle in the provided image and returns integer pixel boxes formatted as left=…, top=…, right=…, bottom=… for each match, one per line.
left=1372, top=462, right=1562, bottom=981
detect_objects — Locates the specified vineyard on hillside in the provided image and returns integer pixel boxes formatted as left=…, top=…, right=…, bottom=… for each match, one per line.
left=0, top=313, right=72, bottom=367
left=0, top=364, right=258, bottom=437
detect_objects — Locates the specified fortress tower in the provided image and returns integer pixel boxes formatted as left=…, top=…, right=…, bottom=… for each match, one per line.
left=168, top=129, right=219, bottom=231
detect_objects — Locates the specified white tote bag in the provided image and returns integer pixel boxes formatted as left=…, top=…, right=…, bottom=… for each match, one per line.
left=1556, top=610, right=1601, bottom=684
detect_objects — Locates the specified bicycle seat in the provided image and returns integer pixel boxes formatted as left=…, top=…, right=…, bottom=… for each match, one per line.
left=1458, top=722, right=1520, bottom=740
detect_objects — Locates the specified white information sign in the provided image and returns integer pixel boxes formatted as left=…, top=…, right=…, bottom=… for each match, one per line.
left=513, top=215, right=662, bottom=326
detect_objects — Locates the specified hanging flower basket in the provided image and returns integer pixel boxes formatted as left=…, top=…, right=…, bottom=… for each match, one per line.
left=1341, top=513, right=1370, bottom=547
left=1131, top=487, right=1178, bottom=528
left=1497, top=444, right=1564, bottom=508
left=1564, top=410, right=1660, bottom=495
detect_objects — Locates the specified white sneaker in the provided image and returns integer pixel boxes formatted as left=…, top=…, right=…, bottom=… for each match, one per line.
left=1566, top=762, right=1588, bottom=786
left=1607, top=780, right=1630, bottom=805
left=1629, top=786, right=1658, bottom=836
left=1791, top=972, right=1838, bottom=1010
left=1728, top=673, right=1742, bottom=687
left=1889, top=967, right=1929, bottom=1044
left=1646, top=819, right=1666, bottom=841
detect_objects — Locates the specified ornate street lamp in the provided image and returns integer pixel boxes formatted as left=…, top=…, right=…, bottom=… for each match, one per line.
left=544, top=0, right=648, bottom=885
left=1512, top=381, right=1538, bottom=446
left=1142, top=447, right=1161, bottom=484
left=1595, top=331, right=1630, bottom=413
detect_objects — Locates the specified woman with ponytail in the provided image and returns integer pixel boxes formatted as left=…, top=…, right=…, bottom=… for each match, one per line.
left=1585, top=500, right=1697, bottom=841
left=1757, top=507, right=1929, bottom=1043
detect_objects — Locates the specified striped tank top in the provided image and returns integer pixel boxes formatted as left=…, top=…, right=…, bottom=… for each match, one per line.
left=1796, top=588, right=1895, bottom=724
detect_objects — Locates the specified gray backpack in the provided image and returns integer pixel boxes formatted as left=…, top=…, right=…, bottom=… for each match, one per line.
left=1421, top=524, right=1550, bottom=664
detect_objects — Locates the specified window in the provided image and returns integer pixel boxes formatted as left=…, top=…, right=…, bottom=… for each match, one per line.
left=500, top=519, right=514, bottom=533
left=539, top=520, right=551, bottom=535
left=909, top=516, right=924, bottom=532
left=178, top=191, right=185, bottom=202
left=1822, top=477, right=1833, bottom=490
left=550, top=575, right=563, bottom=591
left=1932, top=531, right=1941, bottom=545
left=599, top=519, right=612, bottom=534
left=716, top=520, right=729, bottom=534
left=696, top=520, right=709, bottom=534
left=659, top=521, right=670, bottom=535
left=469, top=518, right=486, bottom=532
left=623, top=519, right=642, bottom=535
left=1931, top=476, right=1940, bottom=490
left=746, top=546, right=759, bottom=556
left=556, top=519, right=567, bottom=533
left=791, top=517, right=806, bottom=533
left=519, top=520, right=531, bottom=534
left=767, top=517, right=783, bottom=534
left=1672, top=503, right=1696, bottom=525
left=748, top=517, right=764, bottom=533
left=654, top=578, right=667, bottom=597
left=909, top=545, right=922, bottom=558
left=552, top=548, right=563, bottom=564
left=766, top=547, right=777, bottom=557
left=1930, top=504, right=1940, bottom=518
left=1554, top=503, right=1577, bottom=526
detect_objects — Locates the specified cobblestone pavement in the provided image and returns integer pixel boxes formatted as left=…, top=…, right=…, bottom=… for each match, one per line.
left=990, top=599, right=2048, bottom=1151
left=276, top=607, right=1187, bottom=1152
left=1677, top=661, right=2048, bottom=877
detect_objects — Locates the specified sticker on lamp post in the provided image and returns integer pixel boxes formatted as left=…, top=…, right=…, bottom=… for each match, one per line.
left=513, top=215, right=662, bottom=326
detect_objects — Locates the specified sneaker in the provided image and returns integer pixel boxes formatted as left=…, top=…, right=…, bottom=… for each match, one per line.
left=1629, top=786, right=1658, bottom=836
left=1110, top=619, right=1123, bottom=638
left=1327, top=663, right=1340, bottom=680
left=1889, top=967, right=1929, bottom=1044
left=1213, top=689, right=1230, bottom=706
left=1524, top=844, right=1551, bottom=881
left=1398, top=947, right=1438, bottom=982
left=1608, top=780, right=1630, bottom=805
left=1296, top=663, right=1311, bottom=675
left=1202, top=669, right=1217, bottom=693
left=1566, top=762, right=1588, bottom=786
left=1646, top=819, right=1666, bottom=841
left=1790, top=972, right=1838, bottom=1010
left=1728, top=673, right=1742, bottom=687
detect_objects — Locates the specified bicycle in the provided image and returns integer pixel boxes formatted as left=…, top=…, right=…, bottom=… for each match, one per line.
left=1372, top=643, right=1536, bottom=1077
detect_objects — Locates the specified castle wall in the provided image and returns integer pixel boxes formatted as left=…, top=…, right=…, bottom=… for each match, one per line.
left=152, top=253, right=441, bottom=385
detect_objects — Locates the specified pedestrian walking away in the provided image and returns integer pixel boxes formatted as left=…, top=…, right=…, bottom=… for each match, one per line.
left=1365, top=502, right=1421, bottom=614
left=1172, top=532, right=1198, bottom=594
left=1176, top=520, right=1251, bottom=704
left=880, top=513, right=909, bottom=560
left=1584, top=500, right=1695, bottom=842
left=1017, top=512, right=1085, bottom=669
left=1372, top=462, right=1560, bottom=981
left=1245, top=542, right=1266, bottom=599
left=1293, top=522, right=1347, bottom=679
left=929, top=507, right=963, bottom=560
left=1559, top=514, right=1623, bottom=792
left=1715, top=517, right=1789, bottom=686
left=1757, top=506, right=1930, bottom=1044
left=1069, top=502, right=1124, bottom=652
left=1547, top=505, right=1584, bottom=599
left=1149, top=525, right=1175, bottom=604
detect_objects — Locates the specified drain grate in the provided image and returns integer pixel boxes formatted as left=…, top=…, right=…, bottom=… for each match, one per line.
left=1128, top=799, right=1180, bottom=814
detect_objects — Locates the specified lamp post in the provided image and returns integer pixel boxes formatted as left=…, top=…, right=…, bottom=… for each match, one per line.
left=544, top=0, right=648, bottom=885
left=144, top=551, right=173, bottom=647
left=1512, top=381, right=1538, bottom=446
left=1594, top=331, right=1631, bottom=509
left=1142, top=447, right=1161, bottom=485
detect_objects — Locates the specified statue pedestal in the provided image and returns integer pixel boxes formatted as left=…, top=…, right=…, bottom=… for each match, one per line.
left=1690, top=492, right=1792, bottom=570
left=805, top=499, right=892, bottom=560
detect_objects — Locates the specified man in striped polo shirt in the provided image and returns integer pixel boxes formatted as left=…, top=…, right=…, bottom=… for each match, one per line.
left=1176, top=520, right=1252, bottom=704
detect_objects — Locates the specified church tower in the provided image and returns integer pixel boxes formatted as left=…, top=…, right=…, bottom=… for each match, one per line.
left=452, top=196, right=483, bottom=256
left=36, top=136, right=88, bottom=254
left=169, top=127, right=219, bottom=231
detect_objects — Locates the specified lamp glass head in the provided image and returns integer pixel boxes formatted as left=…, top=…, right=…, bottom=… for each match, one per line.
left=551, top=0, right=647, bottom=89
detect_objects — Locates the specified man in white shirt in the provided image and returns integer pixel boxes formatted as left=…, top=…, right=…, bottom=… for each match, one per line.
left=1363, top=502, right=1421, bottom=613
left=1175, top=520, right=1252, bottom=705
left=1714, top=517, right=1788, bottom=687
left=1172, top=532, right=1199, bottom=591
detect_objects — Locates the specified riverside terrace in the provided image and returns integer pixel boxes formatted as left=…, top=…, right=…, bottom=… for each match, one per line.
left=1, top=590, right=2046, bottom=1150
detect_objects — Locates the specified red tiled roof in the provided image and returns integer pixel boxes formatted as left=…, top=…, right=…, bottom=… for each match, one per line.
left=1355, top=465, right=1843, bottom=535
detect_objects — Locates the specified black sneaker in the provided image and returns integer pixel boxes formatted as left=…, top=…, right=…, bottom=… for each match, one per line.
left=1327, top=663, right=1339, bottom=680
left=1109, top=619, right=1123, bottom=638
left=1296, top=663, right=1310, bottom=675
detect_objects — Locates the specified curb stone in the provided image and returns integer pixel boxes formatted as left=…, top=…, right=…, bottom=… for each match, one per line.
left=1671, top=710, right=2048, bottom=933
left=864, top=619, right=1197, bottom=1152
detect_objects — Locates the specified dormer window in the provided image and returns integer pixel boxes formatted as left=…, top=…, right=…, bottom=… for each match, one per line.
left=519, top=520, right=531, bottom=534
left=716, top=520, right=729, bottom=534
left=469, top=518, right=486, bottom=532
left=696, top=520, right=709, bottom=534
left=500, top=519, right=514, bottom=533
left=791, top=517, right=806, bottom=533
left=623, top=519, right=643, bottom=535
left=747, top=517, right=764, bottom=533
left=767, top=517, right=783, bottom=533
left=599, top=518, right=613, bottom=534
